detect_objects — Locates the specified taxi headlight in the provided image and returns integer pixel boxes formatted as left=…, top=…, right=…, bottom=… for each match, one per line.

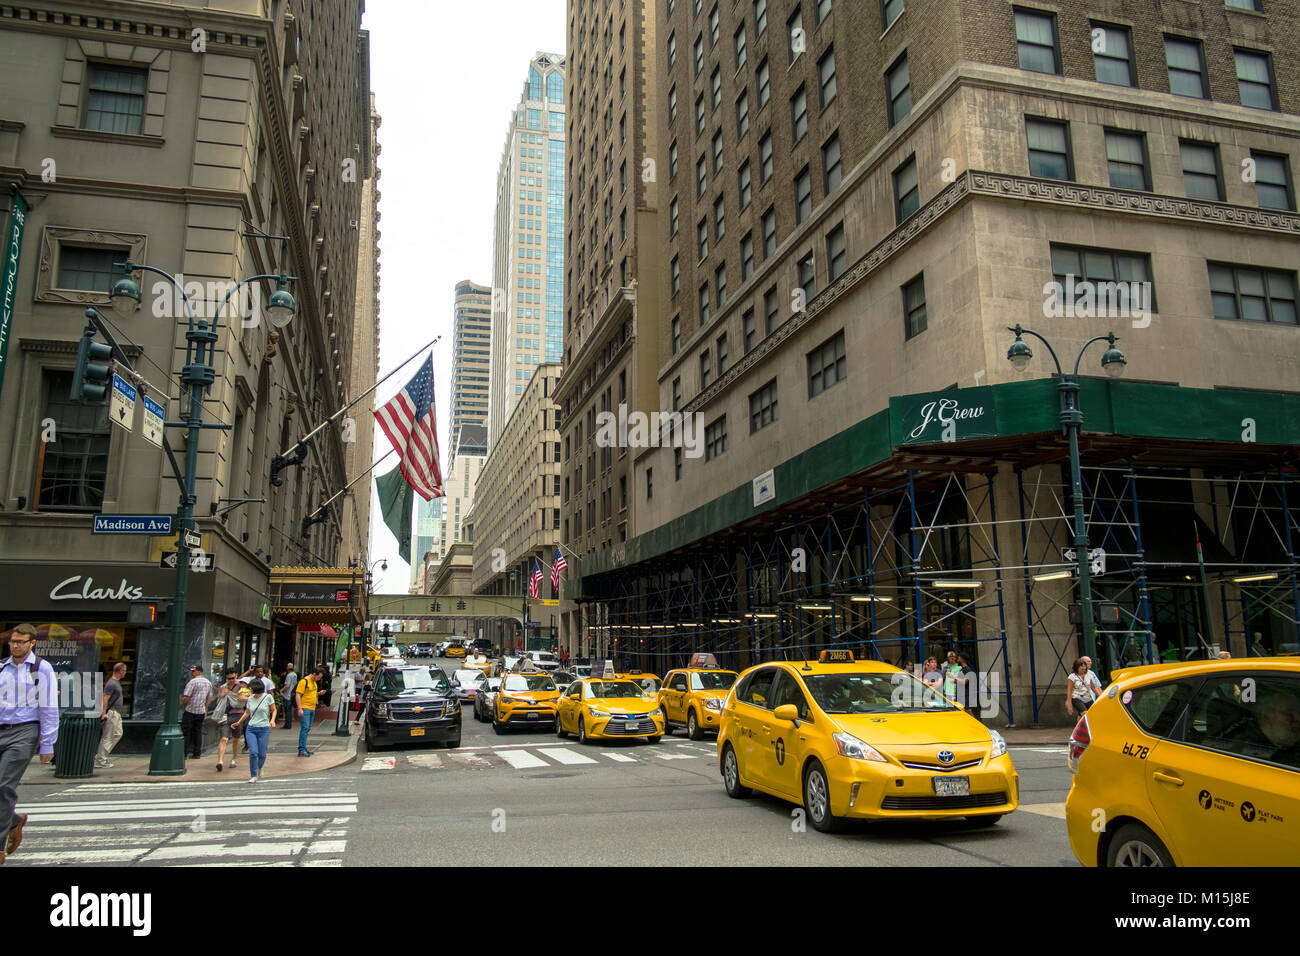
left=989, top=729, right=1007, bottom=759
left=832, top=732, right=887, bottom=763
left=647, top=707, right=663, bottom=717
left=703, top=698, right=723, bottom=711
left=588, top=708, right=610, bottom=718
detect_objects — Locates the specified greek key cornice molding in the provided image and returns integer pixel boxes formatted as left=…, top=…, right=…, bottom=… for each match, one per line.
left=967, top=171, right=1300, bottom=234
left=0, top=5, right=264, bottom=49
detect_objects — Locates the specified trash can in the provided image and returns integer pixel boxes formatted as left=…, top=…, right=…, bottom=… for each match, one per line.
left=53, top=715, right=100, bottom=779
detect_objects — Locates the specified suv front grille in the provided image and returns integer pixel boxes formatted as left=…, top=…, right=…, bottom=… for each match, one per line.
left=388, top=701, right=448, bottom=721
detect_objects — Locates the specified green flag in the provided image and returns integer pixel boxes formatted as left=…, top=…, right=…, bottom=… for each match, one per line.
left=376, top=465, right=413, bottom=565
left=334, top=624, right=352, bottom=666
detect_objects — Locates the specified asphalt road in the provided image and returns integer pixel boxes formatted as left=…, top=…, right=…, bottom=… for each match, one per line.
left=347, top=657, right=1080, bottom=866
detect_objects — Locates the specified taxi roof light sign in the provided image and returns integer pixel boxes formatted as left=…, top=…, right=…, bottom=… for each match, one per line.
left=819, top=650, right=856, bottom=663
left=689, top=652, right=719, bottom=669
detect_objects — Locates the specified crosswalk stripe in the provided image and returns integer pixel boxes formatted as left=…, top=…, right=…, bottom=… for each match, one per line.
left=407, top=754, right=443, bottom=768
left=652, top=753, right=698, bottom=760
left=499, top=750, right=549, bottom=769
left=20, top=796, right=355, bottom=812
left=362, top=757, right=396, bottom=771
left=536, top=747, right=597, bottom=765
left=599, top=752, right=637, bottom=763
left=448, top=752, right=492, bottom=765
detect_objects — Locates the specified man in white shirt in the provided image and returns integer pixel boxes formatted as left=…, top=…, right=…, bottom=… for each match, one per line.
left=181, top=665, right=213, bottom=759
left=1080, top=656, right=1105, bottom=698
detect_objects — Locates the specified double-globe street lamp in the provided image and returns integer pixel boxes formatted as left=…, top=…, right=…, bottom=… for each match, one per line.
left=1006, top=324, right=1127, bottom=664
left=108, top=262, right=296, bottom=775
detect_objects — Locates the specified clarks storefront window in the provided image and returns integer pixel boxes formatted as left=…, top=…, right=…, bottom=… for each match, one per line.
left=0, top=622, right=136, bottom=715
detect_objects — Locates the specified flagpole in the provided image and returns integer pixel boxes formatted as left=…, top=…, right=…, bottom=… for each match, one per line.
left=273, top=334, right=440, bottom=460
left=316, top=446, right=397, bottom=512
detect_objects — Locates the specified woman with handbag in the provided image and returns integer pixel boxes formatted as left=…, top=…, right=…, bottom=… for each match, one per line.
left=232, top=677, right=278, bottom=783
left=1066, top=658, right=1097, bottom=717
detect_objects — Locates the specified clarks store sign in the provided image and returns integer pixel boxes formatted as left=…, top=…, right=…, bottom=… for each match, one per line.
left=890, top=387, right=1000, bottom=446
left=0, top=564, right=213, bottom=614
left=50, top=575, right=145, bottom=602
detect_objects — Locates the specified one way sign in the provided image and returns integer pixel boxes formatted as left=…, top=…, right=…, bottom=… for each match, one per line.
left=160, top=551, right=214, bottom=572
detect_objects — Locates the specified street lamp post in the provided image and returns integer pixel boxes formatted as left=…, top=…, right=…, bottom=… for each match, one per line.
left=1006, top=324, right=1127, bottom=664
left=109, top=261, right=296, bottom=775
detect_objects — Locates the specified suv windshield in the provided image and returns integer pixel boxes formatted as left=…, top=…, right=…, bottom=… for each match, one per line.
left=586, top=681, right=644, bottom=699
left=378, top=668, right=449, bottom=695
left=504, top=674, right=556, bottom=692
left=803, top=672, right=957, bottom=714
left=453, top=670, right=484, bottom=683
left=691, top=671, right=738, bottom=691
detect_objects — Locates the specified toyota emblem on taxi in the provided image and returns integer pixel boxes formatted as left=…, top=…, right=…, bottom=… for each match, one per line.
left=937, top=750, right=954, bottom=764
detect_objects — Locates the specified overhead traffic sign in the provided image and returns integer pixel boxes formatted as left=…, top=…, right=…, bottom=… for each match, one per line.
left=94, top=514, right=172, bottom=535
left=109, top=374, right=136, bottom=432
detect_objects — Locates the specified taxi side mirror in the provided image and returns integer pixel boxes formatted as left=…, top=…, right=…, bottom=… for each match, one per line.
left=774, top=704, right=799, bottom=724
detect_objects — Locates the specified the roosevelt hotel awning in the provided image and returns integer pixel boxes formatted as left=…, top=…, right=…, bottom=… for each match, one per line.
left=268, top=567, right=362, bottom=621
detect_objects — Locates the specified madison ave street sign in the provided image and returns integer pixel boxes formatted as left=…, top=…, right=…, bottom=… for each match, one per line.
left=93, top=514, right=173, bottom=535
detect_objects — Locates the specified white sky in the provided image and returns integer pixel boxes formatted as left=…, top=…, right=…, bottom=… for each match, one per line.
left=361, top=0, right=566, bottom=595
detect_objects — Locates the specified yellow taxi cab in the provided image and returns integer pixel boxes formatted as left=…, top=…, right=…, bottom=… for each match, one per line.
left=464, top=654, right=492, bottom=677
left=556, top=677, right=665, bottom=744
left=445, top=643, right=467, bottom=659
left=660, top=654, right=739, bottom=739
left=718, top=650, right=1017, bottom=832
left=492, top=669, right=562, bottom=733
left=1065, top=657, right=1299, bottom=867
left=618, top=671, right=662, bottom=697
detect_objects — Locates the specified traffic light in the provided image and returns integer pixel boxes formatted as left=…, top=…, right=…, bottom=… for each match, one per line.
left=70, top=323, right=112, bottom=400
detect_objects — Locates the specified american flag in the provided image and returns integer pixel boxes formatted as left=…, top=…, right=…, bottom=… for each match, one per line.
left=551, top=546, right=566, bottom=588
left=374, top=356, right=443, bottom=501
left=529, top=560, right=543, bottom=600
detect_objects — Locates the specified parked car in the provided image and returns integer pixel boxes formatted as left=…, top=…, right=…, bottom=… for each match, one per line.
left=364, top=664, right=461, bottom=750
left=474, top=676, right=504, bottom=722
left=451, top=668, right=488, bottom=701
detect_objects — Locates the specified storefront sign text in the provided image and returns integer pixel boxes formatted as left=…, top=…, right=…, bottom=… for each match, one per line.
left=49, top=575, right=145, bottom=602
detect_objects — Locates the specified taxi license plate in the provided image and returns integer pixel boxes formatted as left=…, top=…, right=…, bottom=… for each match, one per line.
left=410, top=728, right=425, bottom=737
left=526, top=712, right=539, bottom=719
left=932, top=775, right=969, bottom=796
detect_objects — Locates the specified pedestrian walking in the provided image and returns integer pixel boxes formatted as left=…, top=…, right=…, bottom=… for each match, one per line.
left=942, top=650, right=965, bottom=700
left=1, top=624, right=58, bottom=865
left=94, top=662, right=128, bottom=769
left=181, top=665, right=213, bottom=759
left=231, top=678, right=276, bottom=783
left=1066, top=658, right=1098, bottom=717
left=280, top=662, right=297, bottom=729
left=295, top=667, right=323, bottom=757
left=956, top=653, right=978, bottom=711
left=212, top=669, right=248, bottom=772
left=1080, top=655, right=1105, bottom=699
left=317, top=665, right=333, bottom=710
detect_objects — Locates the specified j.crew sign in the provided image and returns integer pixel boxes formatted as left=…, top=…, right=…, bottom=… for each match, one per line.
left=892, top=388, right=1000, bottom=446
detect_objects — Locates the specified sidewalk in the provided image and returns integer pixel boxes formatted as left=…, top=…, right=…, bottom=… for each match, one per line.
left=26, top=710, right=360, bottom=785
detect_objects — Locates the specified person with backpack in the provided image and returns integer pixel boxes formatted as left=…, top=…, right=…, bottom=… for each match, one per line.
left=295, top=667, right=323, bottom=757
left=231, top=677, right=277, bottom=783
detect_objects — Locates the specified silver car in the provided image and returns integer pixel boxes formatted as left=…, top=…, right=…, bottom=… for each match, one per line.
left=473, top=676, right=504, bottom=721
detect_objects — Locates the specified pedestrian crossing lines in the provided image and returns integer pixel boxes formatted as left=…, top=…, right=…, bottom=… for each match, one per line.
left=360, top=740, right=718, bottom=773
left=8, top=786, right=358, bottom=867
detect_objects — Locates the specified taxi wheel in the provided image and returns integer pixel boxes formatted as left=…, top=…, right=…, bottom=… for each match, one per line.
left=722, top=745, right=750, bottom=799
left=577, top=717, right=589, bottom=744
left=687, top=711, right=704, bottom=740
left=556, top=717, right=567, bottom=738
left=1107, top=823, right=1174, bottom=868
left=803, top=761, right=842, bottom=833
left=492, top=713, right=506, bottom=734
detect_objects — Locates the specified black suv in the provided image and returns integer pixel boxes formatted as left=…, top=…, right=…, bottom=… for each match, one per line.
left=365, top=665, right=461, bottom=750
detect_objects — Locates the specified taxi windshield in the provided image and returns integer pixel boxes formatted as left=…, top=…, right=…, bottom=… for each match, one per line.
left=691, top=671, right=738, bottom=691
left=378, top=669, right=448, bottom=695
left=587, top=681, right=644, bottom=698
left=804, top=672, right=957, bottom=714
left=504, top=674, right=556, bottom=692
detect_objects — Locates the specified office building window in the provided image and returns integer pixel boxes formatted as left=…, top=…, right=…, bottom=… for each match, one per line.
left=84, top=63, right=147, bottom=134
left=759, top=130, right=774, bottom=181
left=37, top=370, right=109, bottom=510
left=1050, top=244, right=1155, bottom=313
left=1179, top=141, right=1224, bottom=202
left=695, top=34, right=705, bottom=74
left=788, top=6, right=804, bottom=63
left=713, top=130, right=724, bottom=173
left=882, top=0, right=904, bottom=29
left=675, top=448, right=683, bottom=481
left=57, top=246, right=120, bottom=292
left=710, top=4, right=720, bottom=45
left=698, top=218, right=709, bottom=259
left=807, top=330, right=846, bottom=398
left=887, top=53, right=911, bottom=127
left=697, top=155, right=708, bottom=196
left=1251, top=151, right=1295, bottom=211
left=819, top=48, right=837, bottom=106
left=1165, top=36, right=1208, bottom=98
left=739, top=160, right=753, bottom=209
left=735, top=24, right=748, bottom=70
left=816, top=0, right=832, bottom=23
left=1105, top=130, right=1150, bottom=191
left=826, top=223, right=846, bottom=281
left=795, top=166, right=812, bottom=223
left=672, top=315, right=681, bottom=354
left=1209, top=263, right=1297, bottom=324
left=756, top=0, right=768, bottom=35
left=716, top=263, right=728, bottom=305
left=717, top=331, right=729, bottom=374
left=765, top=286, right=779, bottom=334
left=791, top=85, right=808, bottom=142
left=1026, top=117, right=1072, bottom=180
left=669, top=86, right=678, bottom=123
left=669, top=139, right=679, bottom=177
left=705, top=415, right=728, bottom=460
left=670, top=196, right=680, bottom=236
left=696, top=94, right=706, bottom=135
left=737, top=89, right=750, bottom=137
left=1015, top=8, right=1059, bottom=74
left=672, top=376, right=682, bottom=411
left=743, top=308, right=756, bottom=352
left=749, top=379, right=778, bottom=433
left=741, top=232, right=755, bottom=280
left=757, top=58, right=771, bottom=108
left=700, top=349, right=712, bottom=389
left=1226, top=0, right=1261, bottom=9
left=646, top=468, right=653, bottom=500
left=1091, top=23, right=1134, bottom=86
left=699, top=283, right=711, bottom=325
left=1235, top=49, right=1277, bottom=110
left=671, top=254, right=681, bottom=294
left=797, top=250, right=816, bottom=300
left=823, top=132, right=842, bottom=192
left=762, top=206, right=777, bottom=257
left=712, top=67, right=722, bottom=109
left=894, top=155, right=919, bottom=222
left=903, top=273, right=927, bottom=339
left=668, top=32, right=677, bottom=68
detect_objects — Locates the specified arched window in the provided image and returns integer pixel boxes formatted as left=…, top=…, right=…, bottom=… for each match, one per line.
left=528, top=67, right=542, bottom=101
left=547, top=70, right=564, bottom=104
